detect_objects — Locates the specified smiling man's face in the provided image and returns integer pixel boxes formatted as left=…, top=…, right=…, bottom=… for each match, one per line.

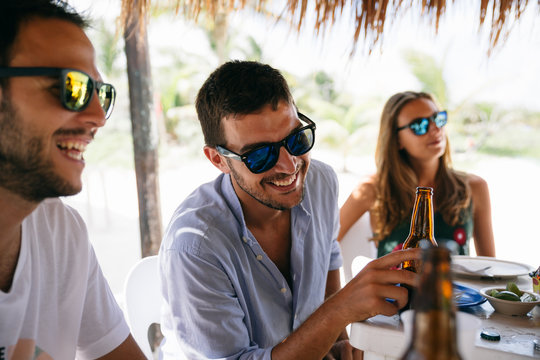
left=0, top=18, right=107, bottom=202
left=220, top=101, right=311, bottom=211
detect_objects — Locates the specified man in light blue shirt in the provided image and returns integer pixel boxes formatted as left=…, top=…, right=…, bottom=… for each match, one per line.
left=159, top=61, right=420, bottom=359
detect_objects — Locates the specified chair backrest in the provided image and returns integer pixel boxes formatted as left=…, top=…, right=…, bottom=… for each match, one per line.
left=123, top=255, right=161, bottom=359
left=339, top=212, right=377, bottom=283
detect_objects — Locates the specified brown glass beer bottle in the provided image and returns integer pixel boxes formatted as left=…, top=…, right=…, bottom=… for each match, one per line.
left=402, top=187, right=438, bottom=273
left=399, top=187, right=438, bottom=312
left=400, top=247, right=462, bottom=360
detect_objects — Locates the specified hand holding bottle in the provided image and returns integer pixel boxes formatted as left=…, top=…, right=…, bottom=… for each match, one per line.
left=336, top=248, right=422, bottom=322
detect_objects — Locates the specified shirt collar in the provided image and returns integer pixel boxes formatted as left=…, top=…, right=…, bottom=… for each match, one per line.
left=220, top=173, right=311, bottom=244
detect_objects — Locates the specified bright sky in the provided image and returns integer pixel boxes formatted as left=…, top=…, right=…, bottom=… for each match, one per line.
left=242, top=1, right=540, bottom=110
left=73, top=0, right=540, bottom=111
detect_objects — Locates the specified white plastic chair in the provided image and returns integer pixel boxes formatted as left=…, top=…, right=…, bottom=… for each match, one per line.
left=123, top=255, right=161, bottom=359
left=339, top=212, right=377, bottom=284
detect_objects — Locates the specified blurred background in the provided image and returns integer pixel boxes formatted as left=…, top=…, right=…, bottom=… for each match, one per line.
left=64, top=0, right=540, bottom=296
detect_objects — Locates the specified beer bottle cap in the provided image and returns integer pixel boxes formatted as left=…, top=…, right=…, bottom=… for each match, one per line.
left=480, top=329, right=501, bottom=341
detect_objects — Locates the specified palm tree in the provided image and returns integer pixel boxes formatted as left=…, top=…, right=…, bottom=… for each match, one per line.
left=292, top=70, right=381, bottom=172
left=402, top=49, right=449, bottom=108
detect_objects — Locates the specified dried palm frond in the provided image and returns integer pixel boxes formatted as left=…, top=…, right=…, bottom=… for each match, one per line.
left=120, top=0, right=536, bottom=53
left=479, top=0, right=530, bottom=53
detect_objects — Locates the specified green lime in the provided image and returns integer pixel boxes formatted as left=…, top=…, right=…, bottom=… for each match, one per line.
left=489, top=289, right=500, bottom=297
left=493, top=290, right=521, bottom=301
left=506, top=282, right=524, bottom=297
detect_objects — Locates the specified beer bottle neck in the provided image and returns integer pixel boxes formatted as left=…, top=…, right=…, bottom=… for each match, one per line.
left=408, top=190, right=435, bottom=241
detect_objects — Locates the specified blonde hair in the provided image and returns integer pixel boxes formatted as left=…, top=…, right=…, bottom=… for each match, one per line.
left=372, top=91, right=471, bottom=242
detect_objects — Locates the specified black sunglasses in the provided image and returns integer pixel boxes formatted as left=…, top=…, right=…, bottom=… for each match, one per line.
left=216, top=113, right=316, bottom=174
left=0, top=67, right=116, bottom=119
left=397, top=111, right=448, bottom=136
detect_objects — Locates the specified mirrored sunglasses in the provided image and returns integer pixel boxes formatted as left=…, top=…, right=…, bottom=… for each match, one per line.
left=397, top=111, right=448, bottom=136
left=216, top=112, right=316, bottom=174
left=0, top=67, right=116, bottom=119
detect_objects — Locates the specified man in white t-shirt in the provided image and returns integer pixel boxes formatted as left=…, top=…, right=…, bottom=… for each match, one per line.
left=0, top=1, right=145, bottom=359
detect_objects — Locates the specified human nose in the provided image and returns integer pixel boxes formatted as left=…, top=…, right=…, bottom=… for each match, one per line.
left=273, top=145, right=297, bottom=173
left=79, top=91, right=107, bottom=129
left=427, top=119, right=441, bottom=134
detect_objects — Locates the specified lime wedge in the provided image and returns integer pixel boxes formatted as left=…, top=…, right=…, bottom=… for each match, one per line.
left=493, top=290, right=521, bottom=301
left=506, top=282, right=524, bottom=297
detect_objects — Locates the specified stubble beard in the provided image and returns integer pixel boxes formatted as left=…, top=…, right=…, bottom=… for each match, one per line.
left=228, top=159, right=307, bottom=211
left=0, top=97, right=80, bottom=202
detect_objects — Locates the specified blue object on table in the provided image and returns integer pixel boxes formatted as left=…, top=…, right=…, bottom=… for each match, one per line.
left=454, top=283, right=487, bottom=308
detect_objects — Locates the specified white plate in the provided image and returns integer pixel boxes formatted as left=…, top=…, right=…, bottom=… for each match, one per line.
left=451, top=256, right=533, bottom=279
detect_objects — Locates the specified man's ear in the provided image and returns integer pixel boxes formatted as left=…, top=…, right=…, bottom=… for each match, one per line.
left=204, top=145, right=231, bottom=174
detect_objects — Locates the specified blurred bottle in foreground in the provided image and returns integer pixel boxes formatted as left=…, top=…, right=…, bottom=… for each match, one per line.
left=400, top=186, right=438, bottom=311
left=400, top=246, right=462, bottom=360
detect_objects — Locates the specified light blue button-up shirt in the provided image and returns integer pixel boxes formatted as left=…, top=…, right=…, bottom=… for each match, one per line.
left=159, top=159, right=342, bottom=360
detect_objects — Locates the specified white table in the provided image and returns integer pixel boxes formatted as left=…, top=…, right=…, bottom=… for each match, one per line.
left=349, top=274, right=540, bottom=359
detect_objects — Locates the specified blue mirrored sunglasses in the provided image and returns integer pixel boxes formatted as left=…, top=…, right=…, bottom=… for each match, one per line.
left=0, top=67, right=116, bottom=119
left=397, top=111, right=448, bottom=136
left=216, top=112, right=316, bottom=174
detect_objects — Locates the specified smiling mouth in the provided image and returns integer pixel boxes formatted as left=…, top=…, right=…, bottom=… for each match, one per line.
left=56, top=140, right=87, bottom=161
left=269, top=173, right=297, bottom=187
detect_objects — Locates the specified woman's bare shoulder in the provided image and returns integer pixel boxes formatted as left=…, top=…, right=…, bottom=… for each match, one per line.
left=465, top=173, right=491, bottom=209
left=339, top=174, right=378, bottom=239
left=466, top=172, right=488, bottom=190
left=350, top=174, right=378, bottom=202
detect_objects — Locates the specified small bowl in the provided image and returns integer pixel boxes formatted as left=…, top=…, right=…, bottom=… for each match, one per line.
left=479, top=287, right=540, bottom=316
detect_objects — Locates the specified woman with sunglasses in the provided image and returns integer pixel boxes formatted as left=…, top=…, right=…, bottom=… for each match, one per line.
left=339, top=91, right=495, bottom=258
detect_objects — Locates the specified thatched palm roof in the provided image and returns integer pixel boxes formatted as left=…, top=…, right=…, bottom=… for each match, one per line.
left=120, top=0, right=536, bottom=53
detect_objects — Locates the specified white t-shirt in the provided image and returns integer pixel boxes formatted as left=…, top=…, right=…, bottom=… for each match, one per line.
left=0, top=198, right=129, bottom=360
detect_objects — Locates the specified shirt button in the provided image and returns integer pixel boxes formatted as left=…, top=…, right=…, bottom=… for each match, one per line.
left=242, top=236, right=248, bottom=243
left=256, top=254, right=263, bottom=260
left=280, top=287, right=287, bottom=293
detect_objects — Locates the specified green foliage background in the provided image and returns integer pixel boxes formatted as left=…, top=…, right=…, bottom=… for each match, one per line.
left=83, top=10, right=540, bottom=171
